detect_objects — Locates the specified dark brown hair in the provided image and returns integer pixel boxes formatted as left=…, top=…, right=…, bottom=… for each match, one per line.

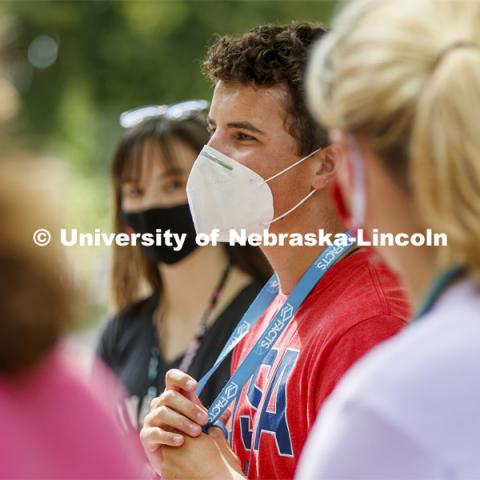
left=203, top=23, right=330, bottom=155
left=0, top=162, right=78, bottom=375
left=110, top=116, right=272, bottom=311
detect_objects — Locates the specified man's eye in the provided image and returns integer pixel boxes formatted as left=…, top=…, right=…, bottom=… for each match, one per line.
left=236, top=132, right=257, bottom=141
left=207, top=125, right=215, bottom=136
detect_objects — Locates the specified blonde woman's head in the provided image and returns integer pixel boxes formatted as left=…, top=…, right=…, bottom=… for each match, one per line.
left=307, top=0, right=480, bottom=283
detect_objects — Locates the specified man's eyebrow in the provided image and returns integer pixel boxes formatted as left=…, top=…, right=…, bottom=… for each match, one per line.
left=207, top=116, right=265, bottom=135
left=227, top=121, right=265, bottom=135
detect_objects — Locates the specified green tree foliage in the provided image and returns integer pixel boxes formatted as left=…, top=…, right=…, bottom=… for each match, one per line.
left=0, top=1, right=337, bottom=322
left=3, top=0, right=336, bottom=173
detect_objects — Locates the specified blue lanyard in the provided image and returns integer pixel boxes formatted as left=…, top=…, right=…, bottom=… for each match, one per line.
left=196, top=233, right=356, bottom=427
left=414, top=266, right=465, bottom=320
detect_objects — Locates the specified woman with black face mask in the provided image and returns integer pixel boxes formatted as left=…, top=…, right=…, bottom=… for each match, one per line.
left=96, top=101, right=271, bottom=431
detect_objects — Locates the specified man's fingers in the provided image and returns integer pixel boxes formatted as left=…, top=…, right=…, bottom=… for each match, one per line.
left=220, top=410, right=231, bottom=425
left=149, top=389, right=208, bottom=425
left=140, top=426, right=184, bottom=450
left=146, top=405, right=203, bottom=437
left=165, top=369, right=197, bottom=392
left=151, top=370, right=205, bottom=410
left=150, top=389, right=203, bottom=411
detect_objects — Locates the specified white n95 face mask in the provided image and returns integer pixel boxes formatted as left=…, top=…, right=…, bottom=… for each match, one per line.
left=186, top=145, right=320, bottom=242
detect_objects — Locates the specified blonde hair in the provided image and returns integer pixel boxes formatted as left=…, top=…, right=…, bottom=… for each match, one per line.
left=307, top=0, right=480, bottom=280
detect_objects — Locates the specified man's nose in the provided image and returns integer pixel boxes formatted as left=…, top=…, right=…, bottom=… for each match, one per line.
left=206, top=130, right=221, bottom=150
left=207, top=130, right=232, bottom=158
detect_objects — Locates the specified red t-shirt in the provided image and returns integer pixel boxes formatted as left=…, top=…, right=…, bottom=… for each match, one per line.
left=228, top=250, right=410, bottom=480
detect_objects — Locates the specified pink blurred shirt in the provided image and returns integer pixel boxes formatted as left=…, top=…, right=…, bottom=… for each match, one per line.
left=0, top=344, right=149, bottom=479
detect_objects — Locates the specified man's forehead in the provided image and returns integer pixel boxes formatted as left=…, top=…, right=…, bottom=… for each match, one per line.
left=209, top=80, right=288, bottom=125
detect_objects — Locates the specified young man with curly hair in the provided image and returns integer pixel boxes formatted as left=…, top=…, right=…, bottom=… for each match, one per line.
left=140, top=23, right=410, bottom=480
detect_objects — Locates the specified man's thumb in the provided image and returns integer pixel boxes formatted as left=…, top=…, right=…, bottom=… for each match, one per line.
left=208, top=427, right=242, bottom=469
left=208, top=426, right=227, bottom=445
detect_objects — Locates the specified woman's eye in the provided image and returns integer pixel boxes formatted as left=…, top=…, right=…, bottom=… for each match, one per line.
left=122, top=185, right=142, bottom=197
left=207, top=126, right=215, bottom=136
left=164, top=178, right=185, bottom=192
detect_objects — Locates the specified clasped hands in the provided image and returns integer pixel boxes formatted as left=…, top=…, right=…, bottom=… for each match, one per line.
left=140, top=369, right=245, bottom=480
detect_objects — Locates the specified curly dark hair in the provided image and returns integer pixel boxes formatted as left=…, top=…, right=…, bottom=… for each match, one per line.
left=203, top=23, right=329, bottom=155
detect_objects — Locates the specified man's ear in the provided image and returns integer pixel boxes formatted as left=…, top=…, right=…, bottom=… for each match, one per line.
left=312, top=144, right=342, bottom=191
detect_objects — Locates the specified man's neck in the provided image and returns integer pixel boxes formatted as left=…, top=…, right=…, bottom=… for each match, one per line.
left=262, top=216, right=345, bottom=294
left=262, top=243, right=323, bottom=294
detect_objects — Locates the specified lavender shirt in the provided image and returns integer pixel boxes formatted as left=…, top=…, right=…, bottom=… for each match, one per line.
left=297, top=279, right=480, bottom=479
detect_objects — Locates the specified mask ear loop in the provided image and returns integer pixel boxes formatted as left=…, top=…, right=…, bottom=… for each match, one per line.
left=212, top=147, right=322, bottom=233
left=267, top=189, right=317, bottom=225
left=262, top=148, right=322, bottom=184
left=261, top=147, right=322, bottom=226
left=215, top=187, right=317, bottom=234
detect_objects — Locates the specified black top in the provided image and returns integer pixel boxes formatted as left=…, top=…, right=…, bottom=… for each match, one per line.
left=96, top=281, right=262, bottom=430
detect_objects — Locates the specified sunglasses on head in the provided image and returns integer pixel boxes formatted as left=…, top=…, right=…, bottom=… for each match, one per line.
left=119, top=99, right=209, bottom=129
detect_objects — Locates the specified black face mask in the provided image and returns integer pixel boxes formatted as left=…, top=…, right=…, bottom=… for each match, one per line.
left=121, top=203, right=198, bottom=265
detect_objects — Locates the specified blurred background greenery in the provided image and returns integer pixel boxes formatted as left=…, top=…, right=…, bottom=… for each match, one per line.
left=0, top=0, right=337, bottom=333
